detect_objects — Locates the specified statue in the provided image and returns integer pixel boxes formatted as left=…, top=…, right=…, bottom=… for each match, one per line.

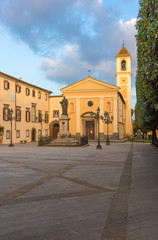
left=60, top=96, right=68, bottom=116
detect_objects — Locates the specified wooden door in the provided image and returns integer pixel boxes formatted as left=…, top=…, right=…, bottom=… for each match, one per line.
left=86, top=121, right=94, bottom=139
left=53, top=124, right=59, bottom=139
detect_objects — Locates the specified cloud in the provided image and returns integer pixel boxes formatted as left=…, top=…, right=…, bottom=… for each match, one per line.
left=0, top=0, right=137, bottom=87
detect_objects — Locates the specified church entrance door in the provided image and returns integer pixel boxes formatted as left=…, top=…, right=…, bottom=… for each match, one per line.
left=86, top=120, right=94, bottom=139
left=53, top=124, right=59, bottom=139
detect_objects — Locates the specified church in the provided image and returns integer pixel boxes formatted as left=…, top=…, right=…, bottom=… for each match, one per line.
left=50, top=44, right=133, bottom=140
left=0, top=45, right=133, bottom=145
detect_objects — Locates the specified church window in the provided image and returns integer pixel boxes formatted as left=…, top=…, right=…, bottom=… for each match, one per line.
left=121, top=60, right=126, bottom=71
left=69, top=103, right=74, bottom=113
left=106, top=102, right=111, bottom=112
left=87, top=101, right=93, bottom=107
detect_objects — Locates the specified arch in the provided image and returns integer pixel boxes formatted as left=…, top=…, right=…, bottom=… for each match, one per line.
left=106, top=102, right=111, bottom=113
left=121, top=60, right=126, bottom=71
left=81, top=111, right=96, bottom=117
left=31, top=128, right=36, bottom=142
left=69, top=103, right=74, bottom=113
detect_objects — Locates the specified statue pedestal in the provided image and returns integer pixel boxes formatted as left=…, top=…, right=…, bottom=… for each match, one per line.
left=58, top=115, right=71, bottom=138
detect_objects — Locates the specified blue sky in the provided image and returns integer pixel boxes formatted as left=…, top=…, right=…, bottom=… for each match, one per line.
left=0, top=0, right=139, bottom=108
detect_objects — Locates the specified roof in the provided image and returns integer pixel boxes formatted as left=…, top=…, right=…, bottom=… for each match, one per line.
left=0, top=71, right=52, bottom=93
left=116, top=44, right=131, bottom=58
left=60, top=75, right=119, bottom=92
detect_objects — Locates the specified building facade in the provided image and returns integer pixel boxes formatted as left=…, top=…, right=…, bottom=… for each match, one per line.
left=0, top=45, right=133, bottom=144
left=0, top=72, right=52, bottom=144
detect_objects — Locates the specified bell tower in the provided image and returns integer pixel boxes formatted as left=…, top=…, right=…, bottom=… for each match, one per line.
left=116, top=43, right=133, bottom=137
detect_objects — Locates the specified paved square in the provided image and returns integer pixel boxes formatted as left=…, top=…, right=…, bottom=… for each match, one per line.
left=0, top=142, right=158, bottom=240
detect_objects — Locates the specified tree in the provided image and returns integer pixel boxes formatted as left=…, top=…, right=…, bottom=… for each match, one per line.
left=136, top=0, right=158, bottom=145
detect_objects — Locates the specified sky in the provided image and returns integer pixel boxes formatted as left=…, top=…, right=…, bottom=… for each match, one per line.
left=0, top=0, right=139, bottom=109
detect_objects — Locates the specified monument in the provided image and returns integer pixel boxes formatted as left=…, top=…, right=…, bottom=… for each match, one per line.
left=47, top=96, right=85, bottom=146
left=58, top=96, right=71, bottom=138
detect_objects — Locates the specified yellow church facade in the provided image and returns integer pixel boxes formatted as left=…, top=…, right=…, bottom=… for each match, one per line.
left=0, top=45, right=133, bottom=144
left=49, top=45, right=133, bottom=141
left=49, top=77, right=126, bottom=140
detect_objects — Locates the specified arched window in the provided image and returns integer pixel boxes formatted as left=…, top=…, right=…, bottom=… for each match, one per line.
left=106, top=102, right=111, bottom=113
left=69, top=103, right=74, bottom=113
left=121, top=60, right=126, bottom=71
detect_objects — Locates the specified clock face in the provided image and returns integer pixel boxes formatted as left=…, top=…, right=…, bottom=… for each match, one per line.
left=87, top=100, right=93, bottom=107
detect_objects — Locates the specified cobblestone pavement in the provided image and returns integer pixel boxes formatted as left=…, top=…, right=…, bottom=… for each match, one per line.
left=0, top=142, right=157, bottom=240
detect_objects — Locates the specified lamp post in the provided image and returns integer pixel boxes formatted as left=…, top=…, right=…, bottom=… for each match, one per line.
left=90, top=107, right=102, bottom=149
left=103, top=111, right=113, bottom=145
left=8, top=109, right=14, bottom=147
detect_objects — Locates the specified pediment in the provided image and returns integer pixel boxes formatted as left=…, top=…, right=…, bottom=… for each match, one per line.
left=61, top=76, right=119, bottom=93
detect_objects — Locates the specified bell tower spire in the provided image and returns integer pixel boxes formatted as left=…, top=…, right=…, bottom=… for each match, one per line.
left=116, top=44, right=133, bottom=137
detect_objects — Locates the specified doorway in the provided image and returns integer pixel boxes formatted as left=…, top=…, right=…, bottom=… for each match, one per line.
left=53, top=124, right=59, bottom=139
left=31, top=128, right=36, bottom=141
left=86, top=120, right=94, bottom=139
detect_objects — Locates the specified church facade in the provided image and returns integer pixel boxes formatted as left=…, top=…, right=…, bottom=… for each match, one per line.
left=50, top=44, right=133, bottom=141
left=0, top=45, right=133, bottom=144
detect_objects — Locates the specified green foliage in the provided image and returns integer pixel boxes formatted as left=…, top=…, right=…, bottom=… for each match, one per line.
left=136, top=0, right=158, bottom=133
left=127, top=139, right=151, bottom=143
left=0, top=126, right=4, bottom=134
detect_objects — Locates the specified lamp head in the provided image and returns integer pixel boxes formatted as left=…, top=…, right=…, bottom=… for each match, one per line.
left=104, top=111, right=108, bottom=117
left=97, top=107, right=100, bottom=114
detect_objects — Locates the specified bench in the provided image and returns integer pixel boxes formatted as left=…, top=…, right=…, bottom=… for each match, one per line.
left=20, top=140, right=27, bottom=144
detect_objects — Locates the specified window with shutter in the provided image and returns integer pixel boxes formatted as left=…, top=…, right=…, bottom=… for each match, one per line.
left=3, top=106, right=9, bottom=121
left=4, top=80, right=10, bottom=90
left=26, top=109, right=30, bottom=122
left=16, top=85, right=21, bottom=93
left=16, top=107, right=21, bottom=121
left=32, top=90, right=35, bottom=97
left=26, top=88, right=30, bottom=96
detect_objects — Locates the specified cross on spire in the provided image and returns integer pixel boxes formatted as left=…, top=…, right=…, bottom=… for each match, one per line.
left=88, top=69, right=91, bottom=75
left=123, top=40, right=125, bottom=47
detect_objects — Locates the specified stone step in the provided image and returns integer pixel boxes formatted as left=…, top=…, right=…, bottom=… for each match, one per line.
left=46, top=142, right=80, bottom=147
left=46, top=138, right=80, bottom=147
left=53, top=138, right=78, bottom=143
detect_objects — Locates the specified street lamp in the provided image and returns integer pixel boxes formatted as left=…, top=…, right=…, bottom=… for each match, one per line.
left=103, top=111, right=113, bottom=145
left=8, top=109, right=14, bottom=147
left=90, top=107, right=102, bottom=149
